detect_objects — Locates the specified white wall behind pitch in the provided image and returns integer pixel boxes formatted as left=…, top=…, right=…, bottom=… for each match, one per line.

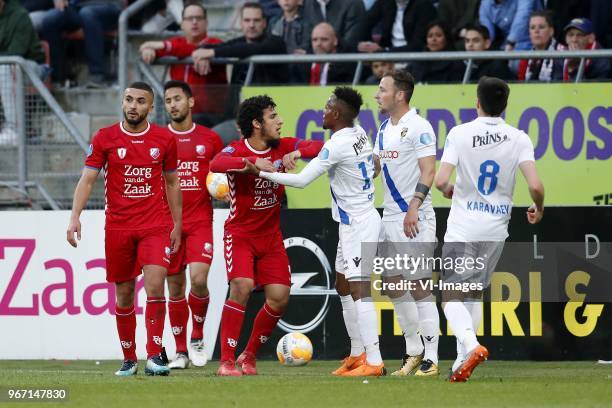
left=0, top=210, right=229, bottom=360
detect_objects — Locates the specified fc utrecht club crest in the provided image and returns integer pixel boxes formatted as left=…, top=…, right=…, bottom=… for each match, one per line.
left=117, top=148, right=127, bottom=159
left=204, top=242, right=213, bottom=254
left=400, top=127, right=409, bottom=140
left=196, top=145, right=205, bottom=155
left=150, top=147, right=160, bottom=160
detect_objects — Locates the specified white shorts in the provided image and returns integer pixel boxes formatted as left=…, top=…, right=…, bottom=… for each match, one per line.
left=378, top=213, right=436, bottom=280
left=441, top=241, right=505, bottom=287
left=335, top=208, right=382, bottom=281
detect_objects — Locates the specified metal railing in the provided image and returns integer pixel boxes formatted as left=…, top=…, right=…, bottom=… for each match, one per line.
left=0, top=57, right=92, bottom=210
left=144, top=49, right=612, bottom=86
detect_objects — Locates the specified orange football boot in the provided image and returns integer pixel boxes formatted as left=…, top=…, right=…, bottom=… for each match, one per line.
left=342, top=362, right=386, bottom=377
left=449, top=344, right=489, bottom=382
left=331, top=352, right=366, bottom=375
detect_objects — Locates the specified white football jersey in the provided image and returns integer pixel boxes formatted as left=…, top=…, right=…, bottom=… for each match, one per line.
left=373, top=108, right=436, bottom=220
left=441, top=116, right=535, bottom=241
left=322, top=126, right=376, bottom=224
left=258, top=126, right=375, bottom=224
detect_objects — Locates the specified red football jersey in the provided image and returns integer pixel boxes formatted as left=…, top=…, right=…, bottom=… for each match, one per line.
left=169, top=123, right=224, bottom=223
left=210, top=137, right=323, bottom=237
left=85, top=122, right=178, bottom=230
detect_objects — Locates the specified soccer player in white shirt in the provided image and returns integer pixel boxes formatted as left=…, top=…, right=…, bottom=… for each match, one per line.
left=373, top=70, right=440, bottom=377
left=243, top=87, right=386, bottom=376
left=435, top=76, right=545, bottom=382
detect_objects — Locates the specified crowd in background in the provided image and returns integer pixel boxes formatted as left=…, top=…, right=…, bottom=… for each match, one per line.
left=2, top=0, right=611, bottom=87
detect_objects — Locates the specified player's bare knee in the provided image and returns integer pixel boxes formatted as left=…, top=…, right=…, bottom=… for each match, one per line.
left=190, top=272, right=208, bottom=296
left=115, top=280, right=135, bottom=307
left=167, top=273, right=186, bottom=298
left=228, top=279, right=253, bottom=305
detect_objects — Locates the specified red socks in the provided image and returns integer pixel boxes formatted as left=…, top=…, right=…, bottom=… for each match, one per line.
left=115, top=305, right=137, bottom=361
left=145, top=297, right=166, bottom=358
left=245, top=303, right=282, bottom=356
left=219, top=300, right=245, bottom=362
left=188, top=292, right=210, bottom=340
left=168, top=297, right=189, bottom=354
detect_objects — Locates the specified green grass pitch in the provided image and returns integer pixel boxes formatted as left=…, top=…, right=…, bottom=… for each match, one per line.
left=1, top=360, right=611, bottom=407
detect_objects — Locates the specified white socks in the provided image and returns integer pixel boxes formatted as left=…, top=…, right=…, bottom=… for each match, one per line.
left=465, top=299, right=483, bottom=334
left=339, top=295, right=364, bottom=357
left=452, top=299, right=482, bottom=370
left=444, top=302, right=479, bottom=355
left=390, top=295, right=423, bottom=356
left=354, top=298, right=383, bottom=365
left=416, top=295, right=440, bottom=364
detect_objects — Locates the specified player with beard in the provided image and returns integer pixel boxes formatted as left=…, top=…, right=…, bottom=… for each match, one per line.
left=163, top=80, right=224, bottom=369
left=209, top=95, right=323, bottom=376
left=67, top=82, right=182, bottom=376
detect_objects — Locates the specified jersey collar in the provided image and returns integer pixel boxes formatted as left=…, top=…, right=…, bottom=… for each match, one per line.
left=167, top=123, right=196, bottom=135
left=244, top=138, right=271, bottom=154
left=476, top=116, right=505, bottom=125
left=394, top=108, right=417, bottom=126
left=120, top=121, right=150, bottom=137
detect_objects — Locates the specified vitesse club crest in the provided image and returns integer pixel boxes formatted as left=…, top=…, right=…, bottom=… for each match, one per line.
left=400, top=127, right=409, bottom=140
left=117, top=148, right=127, bottom=159
left=196, top=145, right=205, bottom=155
left=150, top=148, right=160, bottom=160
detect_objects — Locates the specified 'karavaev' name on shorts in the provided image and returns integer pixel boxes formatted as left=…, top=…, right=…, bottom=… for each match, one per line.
left=373, top=279, right=484, bottom=293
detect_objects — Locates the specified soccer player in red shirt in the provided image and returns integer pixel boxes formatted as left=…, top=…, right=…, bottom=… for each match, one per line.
left=209, top=95, right=323, bottom=376
left=162, top=80, right=224, bottom=369
left=66, top=82, right=182, bottom=377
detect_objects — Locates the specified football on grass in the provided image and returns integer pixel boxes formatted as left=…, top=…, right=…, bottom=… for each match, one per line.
left=277, top=332, right=313, bottom=366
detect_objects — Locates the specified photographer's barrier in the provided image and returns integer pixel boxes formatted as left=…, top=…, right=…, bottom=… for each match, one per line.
left=1, top=207, right=610, bottom=360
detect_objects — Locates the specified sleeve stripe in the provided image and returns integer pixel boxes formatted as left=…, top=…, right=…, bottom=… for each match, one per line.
left=84, top=165, right=100, bottom=171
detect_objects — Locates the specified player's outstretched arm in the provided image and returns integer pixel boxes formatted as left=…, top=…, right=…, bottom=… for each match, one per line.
left=373, top=154, right=381, bottom=178
left=164, top=170, right=183, bottom=253
left=259, top=157, right=328, bottom=189
left=434, top=162, right=455, bottom=199
left=67, top=168, right=98, bottom=248
left=519, top=161, right=545, bottom=224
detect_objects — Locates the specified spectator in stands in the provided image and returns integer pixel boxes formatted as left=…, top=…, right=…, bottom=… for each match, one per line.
left=591, top=0, right=612, bottom=49
left=192, top=2, right=288, bottom=85
left=298, top=22, right=355, bottom=85
left=479, top=0, right=542, bottom=51
left=139, top=2, right=227, bottom=127
left=0, top=0, right=47, bottom=144
left=410, top=21, right=464, bottom=83
left=259, top=0, right=282, bottom=20
left=268, top=0, right=311, bottom=54
left=21, top=0, right=53, bottom=30
left=301, top=0, right=365, bottom=47
left=561, top=18, right=610, bottom=81
left=437, top=0, right=480, bottom=50
left=39, top=0, right=122, bottom=87
left=515, top=10, right=562, bottom=81
left=358, top=0, right=437, bottom=53
left=364, top=60, right=394, bottom=84
left=140, top=0, right=182, bottom=33
left=541, top=0, right=591, bottom=44
left=463, top=24, right=515, bottom=81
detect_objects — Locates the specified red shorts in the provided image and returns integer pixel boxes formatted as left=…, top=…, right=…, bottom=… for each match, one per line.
left=224, top=230, right=290, bottom=287
left=168, top=220, right=214, bottom=275
left=104, top=226, right=172, bottom=283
